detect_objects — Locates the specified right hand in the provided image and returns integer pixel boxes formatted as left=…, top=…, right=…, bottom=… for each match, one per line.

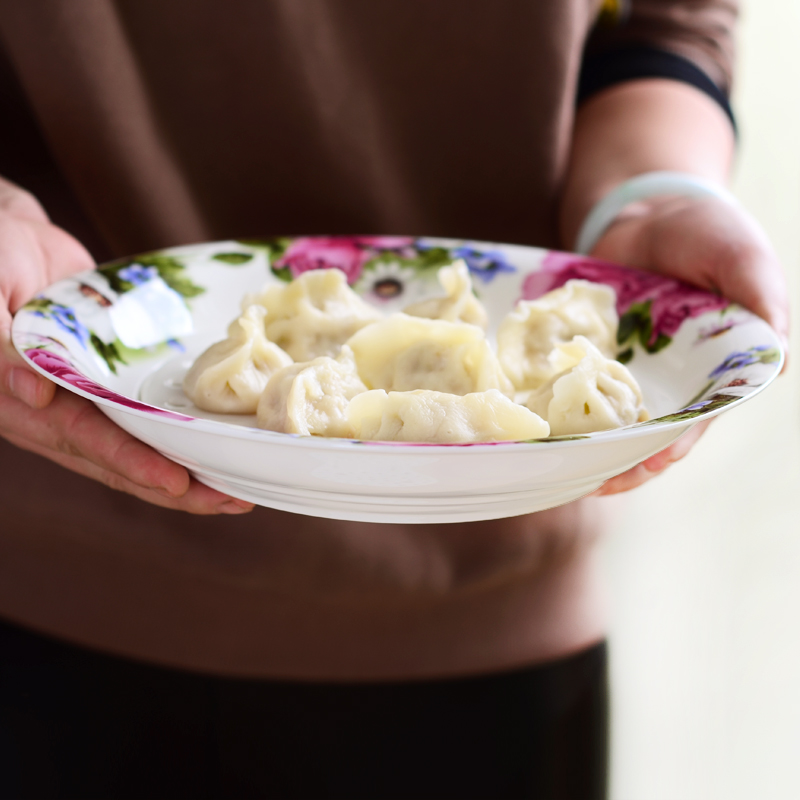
left=0, top=177, right=253, bottom=514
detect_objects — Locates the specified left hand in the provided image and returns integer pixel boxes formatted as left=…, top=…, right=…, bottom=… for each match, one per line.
left=589, top=193, right=789, bottom=496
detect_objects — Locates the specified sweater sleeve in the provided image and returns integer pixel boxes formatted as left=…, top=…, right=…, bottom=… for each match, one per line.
left=583, top=0, right=739, bottom=95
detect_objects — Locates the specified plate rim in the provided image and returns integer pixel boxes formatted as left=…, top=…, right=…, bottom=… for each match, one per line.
left=11, top=236, right=785, bottom=451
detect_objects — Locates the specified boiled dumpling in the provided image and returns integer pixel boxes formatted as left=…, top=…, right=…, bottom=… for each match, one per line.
left=347, top=388, right=549, bottom=443
left=497, top=279, right=618, bottom=390
left=524, top=336, right=648, bottom=435
left=244, top=268, right=382, bottom=361
left=403, top=260, right=489, bottom=329
left=346, top=313, right=514, bottom=396
left=257, top=346, right=367, bottom=437
left=183, top=305, right=293, bottom=413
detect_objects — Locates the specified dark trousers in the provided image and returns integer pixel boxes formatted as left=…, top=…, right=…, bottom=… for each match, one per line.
left=0, top=616, right=607, bottom=800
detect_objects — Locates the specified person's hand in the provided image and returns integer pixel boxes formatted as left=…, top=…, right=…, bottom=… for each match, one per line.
left=589, top=193, right=789, bottom=496
left=0, top=178, right=254, bottom=514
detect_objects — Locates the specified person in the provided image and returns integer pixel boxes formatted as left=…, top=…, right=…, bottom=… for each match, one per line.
left=0, top=1, right=788, bottom=798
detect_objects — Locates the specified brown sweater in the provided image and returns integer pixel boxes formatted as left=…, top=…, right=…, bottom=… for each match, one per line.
left=0, top=1, right=737, bottom=678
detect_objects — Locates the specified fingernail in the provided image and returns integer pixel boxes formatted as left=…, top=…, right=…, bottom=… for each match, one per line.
left=218, top=500, right=255, bottom=515
left=8, top=368, right=42, bottom=407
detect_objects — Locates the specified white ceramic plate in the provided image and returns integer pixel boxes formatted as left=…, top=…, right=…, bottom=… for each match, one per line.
left=12, top=236, right=783, bottom=523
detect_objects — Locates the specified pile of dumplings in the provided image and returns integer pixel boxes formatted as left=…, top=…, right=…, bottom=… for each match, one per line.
left=182, top=261, right=649, bottom=443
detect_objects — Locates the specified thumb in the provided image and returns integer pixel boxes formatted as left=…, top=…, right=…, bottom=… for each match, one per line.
left=0, top=301, right=57, bottom=409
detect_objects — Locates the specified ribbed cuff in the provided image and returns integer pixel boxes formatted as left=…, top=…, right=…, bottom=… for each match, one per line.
left=578, top=46, right=736, bottom=131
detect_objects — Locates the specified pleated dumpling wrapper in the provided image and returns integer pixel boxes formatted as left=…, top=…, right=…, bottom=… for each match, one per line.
left=525, top=336, right=649, bottom=436
left=403, top=259, right=489, bottom=330
left=346, top=313, right=514, bottom=397
left=257, top=346, right=367, bottom=438
left=497, top=279, right=618, bottom=391
left=183, top=305, right=293, bottom=413
left=347, top=389, right=549, bottom=443
left=243, top=268, right=382, bottom=361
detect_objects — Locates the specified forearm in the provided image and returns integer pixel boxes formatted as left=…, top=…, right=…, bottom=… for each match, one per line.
left=558, top=74, right=787, bottom=497
left=559, top=78, right=736, bottom=251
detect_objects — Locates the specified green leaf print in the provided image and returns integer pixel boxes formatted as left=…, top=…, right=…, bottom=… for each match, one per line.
left=616, top=347, right=634, bottom=365
left=644, top=393, right=739, bottom=425
left=89, top=333, right=126, bottom=375
left=237, top=237, right=292, bottom=263
left=98, top=254, right=204, bottom=298
left=617, top=300, right=672, bottom=355
left=212, top=252, right=255, bottom=265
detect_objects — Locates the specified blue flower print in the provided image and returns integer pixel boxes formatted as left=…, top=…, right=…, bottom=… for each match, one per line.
left=450, top=246, right=516, bottom=283
left=33, top=302, right=90, bottom=348
left=708, top=346, right=779, bottom=379
left=117, top=264, right=158, bottom=286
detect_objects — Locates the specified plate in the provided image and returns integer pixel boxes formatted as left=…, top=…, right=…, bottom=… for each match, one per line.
left=11, top=236, right=783, bottom=523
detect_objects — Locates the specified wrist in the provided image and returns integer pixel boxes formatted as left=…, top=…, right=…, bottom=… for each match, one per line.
left=573, top=171, right=738, bottom=255
left=585, top=195, right=697, bottom=266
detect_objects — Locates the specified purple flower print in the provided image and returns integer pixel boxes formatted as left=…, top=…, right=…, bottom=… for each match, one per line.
left=117, top=264, right=158, bottom=286
left=450, top=246, right=516, bottom=283
left=166, top=338, right=186, bottom=352
left=685, top=400, right=714, bottom=412
left=523, top=252, right=730, bottom=351
left=708, top=345, right=779, bottom=379
left=32, top=302, right=90, bottom=348
left=25, top=348, right=194, bottom=421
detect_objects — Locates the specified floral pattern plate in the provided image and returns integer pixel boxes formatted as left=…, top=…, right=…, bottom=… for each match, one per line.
left=12, top=236, right=783, bottom=523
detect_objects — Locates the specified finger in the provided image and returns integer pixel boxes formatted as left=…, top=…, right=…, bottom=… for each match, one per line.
left=714, top=245, right=791, bottom=374
left=638, top=419, right=710, bottom=473
left=593, top=421, right=710, bottom=496
left=594, top=198, right=790, bottom=359
left=0, top=295, right=59, bottom=410
left=0, top=178, right=50, bottom=224
left=2, top=362, right=58, bottom=408
left=591, top=460, right=654, bottom=497
left=0, top=388, right=194, bottom=498
left=0, top=217, right=93, bottom=405
left=698, top=220, right=788, bottom=350
left=32, top=219, right=96, bottom=297
left=0, top=219, right=95, bottom=312
left=651, top=201, right=790, bottom=347
left=3, top=429, right=254, bottom=515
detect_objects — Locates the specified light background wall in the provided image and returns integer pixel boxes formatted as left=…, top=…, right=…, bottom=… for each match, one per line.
left=603, top=1, right=800, bottom=798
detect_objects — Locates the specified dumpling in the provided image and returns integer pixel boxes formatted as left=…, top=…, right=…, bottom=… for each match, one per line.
left=346, top=313, right=514, bottom=396
left=524, top=336, right=648, bottom=435
left=244, top=268, right=382, bottom=361
left=183, top=305, right=292, bottom=413
left=497, top=279, right=618, bottom=390
left=347, top=388, right=549, bottom=443
left=257, top=346, right=367, bottom=437
left=403, top=259, right=489, bottom=329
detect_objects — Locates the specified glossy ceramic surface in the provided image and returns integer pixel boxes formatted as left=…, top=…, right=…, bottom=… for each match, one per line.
left=12, top=237, right=783, bottom=523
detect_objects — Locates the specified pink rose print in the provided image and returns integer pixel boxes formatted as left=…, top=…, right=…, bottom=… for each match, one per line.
left=25, top=348, right=194, bottom=421
left=274, top=237, right=416, bottom=284
left=522, top=252, right=667, bottom=311
left=648, top=285, right=728, bottom=343
left=275, top=238, right=370, bottom=283
left=523, top=252, right=729, bottom=350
